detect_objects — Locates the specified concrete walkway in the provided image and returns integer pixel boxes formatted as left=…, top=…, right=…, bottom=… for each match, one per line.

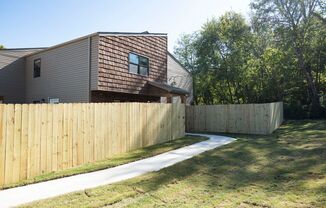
left=0, top=134, right=235, bottom=208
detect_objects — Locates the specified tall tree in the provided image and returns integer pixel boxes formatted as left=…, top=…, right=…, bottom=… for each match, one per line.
left=175, top=12, right=256, bottom=104
left=174, top=8, right=325, bottom=118
left=195, top=12, right=254, bottom=104
left=251, top=0, right=325, bottom=115
left=0, top=45, right=4, bottom=49
left=173, top=33, right=199, bottom=104
left=174, top=33, right=198, bottom=73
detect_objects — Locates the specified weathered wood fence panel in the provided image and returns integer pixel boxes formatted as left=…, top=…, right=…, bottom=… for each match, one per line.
left=0, top=103, right=185, bottom=187
left=186, top=102, right=283, bottom=135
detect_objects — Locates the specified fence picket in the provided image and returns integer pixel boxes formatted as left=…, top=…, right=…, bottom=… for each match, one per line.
left=0, top=105, right=5, bottom=186
left=185, top=102, right=283, bottom=135
left=13, top=105, right=22, bottom=182
left=5, top=105, right=15, bottom=184
left=0, top=103, right=185, bottom=188
left=20, top=105, right=29, bottom=180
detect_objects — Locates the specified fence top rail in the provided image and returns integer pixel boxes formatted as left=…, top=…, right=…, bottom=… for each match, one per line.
left=188, top=102, right=283, bottom=107
left=0, top=102, right=186, bottom=106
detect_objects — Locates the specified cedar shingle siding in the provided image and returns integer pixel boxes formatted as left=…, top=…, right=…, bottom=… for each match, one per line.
left=0, top=33, right=191, bottom=104
left=98, top=35, right=167, bottom=94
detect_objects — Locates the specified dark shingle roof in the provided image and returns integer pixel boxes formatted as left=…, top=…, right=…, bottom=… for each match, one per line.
left=98, top=31, right=167, bottom=36
left=147, top=81, right=189, bottom=95
left=0, top=48, right=45, bottom=68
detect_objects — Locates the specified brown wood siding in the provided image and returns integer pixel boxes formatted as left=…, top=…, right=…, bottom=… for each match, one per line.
left=98, top=35, right=167, bottom=94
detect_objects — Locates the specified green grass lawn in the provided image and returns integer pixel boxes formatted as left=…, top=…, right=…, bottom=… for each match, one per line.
left=2, top=136, right=206, bottom=190
left=21, top=120, right=326, bottom=208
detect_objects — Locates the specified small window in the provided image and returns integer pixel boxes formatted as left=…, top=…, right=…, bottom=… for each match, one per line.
left=33, top=59, right=41, bottom=78
left=139, top=66, right=148, bottom=76
left=128, top=53, right=149, bottom=76
left=129, top=53, right=139, bottom=65
left=48, top=98, right=60, bottom=104
left=129, top=63, right=138, bottom=74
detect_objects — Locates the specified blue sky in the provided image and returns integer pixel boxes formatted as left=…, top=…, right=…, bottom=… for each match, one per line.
left=0, top=0, right=251, bottom=51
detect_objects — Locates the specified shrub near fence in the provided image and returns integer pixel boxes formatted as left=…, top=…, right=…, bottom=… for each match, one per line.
left=0, top=103, right=185, bottom=187
left=186, top=102, right=283, bottom=135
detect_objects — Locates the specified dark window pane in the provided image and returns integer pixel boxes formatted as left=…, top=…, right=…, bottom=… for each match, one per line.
left=128, top=53, right=149, bottom=76
left=139, top=56, right=148, bottom=67
left=33, top=59, right=41, bottom=78
left=139, top=66, right=148, bottom=76
left=129, top=63, right=138, bottom=74
left=129, top=53, right=139, bottom=64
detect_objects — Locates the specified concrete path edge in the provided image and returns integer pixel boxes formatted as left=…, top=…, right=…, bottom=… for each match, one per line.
left=0, top=133, right=235, bottom=207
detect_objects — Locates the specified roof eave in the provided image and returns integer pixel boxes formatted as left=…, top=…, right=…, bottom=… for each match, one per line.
left=147, top=81, right=189, bottom=95
left=24, top=32, right=100, bottom=58
left=13, top=31, right=168, bottom=58
left=167, top=51, right=191, bottom=74
left=0, top=47, right=48, bottom=51
left=98, top=32, right=167, bottom=36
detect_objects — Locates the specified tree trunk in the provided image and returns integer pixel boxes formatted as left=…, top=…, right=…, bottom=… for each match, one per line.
left=192, top=73, right=197, bottom=105
left=296, top=47, right=321, bottom=108
left=226, top=79, right=234, bottom=104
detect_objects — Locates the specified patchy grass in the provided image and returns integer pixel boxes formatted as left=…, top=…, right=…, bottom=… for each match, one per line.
left=2, top=136, right=206, bottom=190
left=21, top=120, right=326, bottom=208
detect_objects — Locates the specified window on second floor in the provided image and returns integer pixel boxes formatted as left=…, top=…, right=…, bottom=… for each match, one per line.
left=33, top=58, right=41, bottom=78
left=129, top=53, right=149, bottom=76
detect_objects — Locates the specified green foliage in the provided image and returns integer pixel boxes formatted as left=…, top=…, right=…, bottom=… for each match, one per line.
left=196, top=12, right=254, bottom=104
left=174, top=2, right=326, bottom=119
left=251, top=0, right=326, bottom=118
left=173, top=33, right=198, bottom=72
left=0, top=45, right=4, bottom=49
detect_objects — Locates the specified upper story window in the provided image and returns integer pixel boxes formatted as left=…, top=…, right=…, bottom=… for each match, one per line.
left=33, top=58, right=41, bottom=78
left=128, top=53, right=149, bottom=76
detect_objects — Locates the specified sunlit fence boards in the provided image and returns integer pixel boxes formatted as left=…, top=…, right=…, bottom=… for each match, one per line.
left=186, top=102, right=283, bottom=135
left=0, top=103, right=185, bottom=187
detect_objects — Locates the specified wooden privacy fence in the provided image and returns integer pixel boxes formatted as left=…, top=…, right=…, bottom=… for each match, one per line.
left=0, top=103, right=185, bottom=187
left=186, top=102, right=283, bottom=135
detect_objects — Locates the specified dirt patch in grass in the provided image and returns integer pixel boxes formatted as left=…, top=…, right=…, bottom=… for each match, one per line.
left=21, top=120, right=326, bottom=208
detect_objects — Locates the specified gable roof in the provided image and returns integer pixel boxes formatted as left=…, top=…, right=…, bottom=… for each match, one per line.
left=98, top=31, right=167, bottom=36
left=15, top=31, right=167, bottom=58
left=0, top=48, right=45, bottom=68
left=167, top=51, right=191, bottom=74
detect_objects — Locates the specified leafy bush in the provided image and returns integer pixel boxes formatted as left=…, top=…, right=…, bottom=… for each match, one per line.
left=284, top=102, right=326, bottom=119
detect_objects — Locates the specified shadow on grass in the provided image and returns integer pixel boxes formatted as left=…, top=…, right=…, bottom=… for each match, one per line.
left=128, top=120, right=326, bottom=207
left=21, top=120, right=326, bottom=208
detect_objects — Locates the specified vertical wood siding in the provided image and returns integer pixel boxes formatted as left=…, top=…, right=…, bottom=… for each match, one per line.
left=90, top=35, right=99, bottom=91
left=167, top=54, right=193, bottom=104
left=25, top=38, right=92, bottom=103
left=0, top=103, right=185, bottom=188
left=0, top=49, right=42, bottom=103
